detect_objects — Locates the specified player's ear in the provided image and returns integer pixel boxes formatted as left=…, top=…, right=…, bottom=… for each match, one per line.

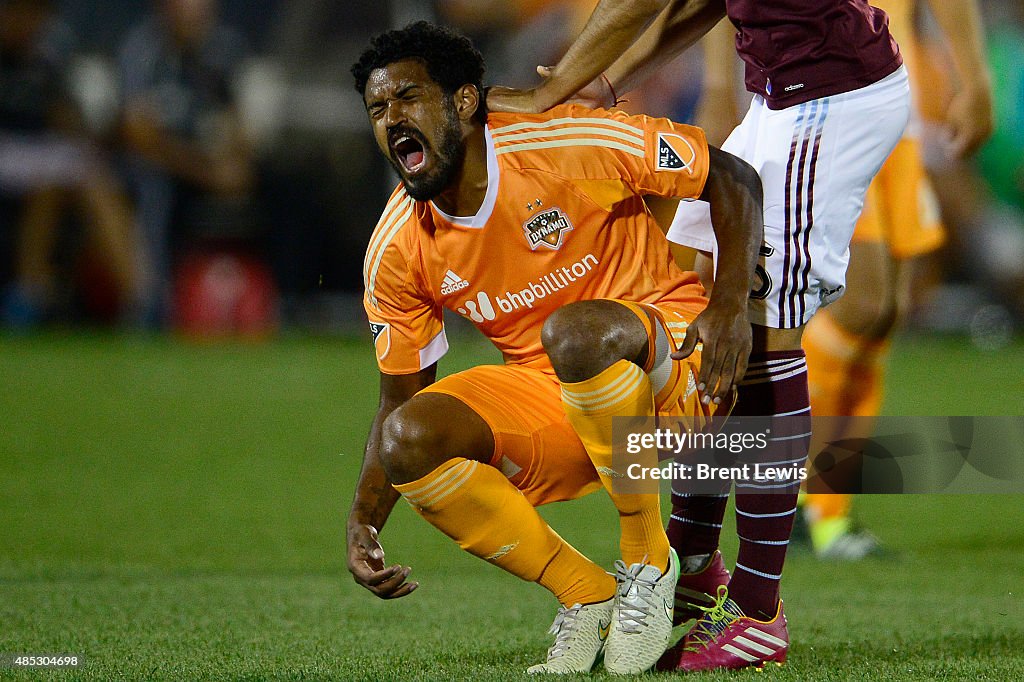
left=454, top=84, right=480, bottom=123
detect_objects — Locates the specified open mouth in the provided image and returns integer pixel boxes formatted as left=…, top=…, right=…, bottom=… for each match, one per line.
left=392, top=135, right=426, bottom=173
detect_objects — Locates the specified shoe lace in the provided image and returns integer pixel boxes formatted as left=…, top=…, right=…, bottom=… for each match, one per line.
left=612, top=559, right=660, bottom=634
left=545, top=604, right=583, bottom=659
left=683, top=585, right=742, bottom=651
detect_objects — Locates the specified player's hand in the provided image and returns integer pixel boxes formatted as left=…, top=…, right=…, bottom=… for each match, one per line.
left=487, top=66, right=615, bottom=113
left=347, top=523, right=418, bottom=599
left=944, top=85, right=994, bottom=159
left=487, top=84, right=545, bottom=114
left=671, top=303, right=751, bottom=405
left=535, top=66, right=614, bottom=109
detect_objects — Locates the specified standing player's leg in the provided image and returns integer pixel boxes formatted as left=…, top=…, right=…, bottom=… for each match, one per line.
left=660, top=69, right=911, bottom=673
left=542, top=299, right=684, bottom=675
left=380, top=374, right=617, bottom=673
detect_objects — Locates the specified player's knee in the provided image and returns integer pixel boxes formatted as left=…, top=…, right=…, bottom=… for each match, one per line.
left=542, top=301, right=637, bottom=382
left=865, top=299, right=898, bottom=338
left=833, top=288, right=898, bottom=339
left=380, top=403, right=449, bottom=485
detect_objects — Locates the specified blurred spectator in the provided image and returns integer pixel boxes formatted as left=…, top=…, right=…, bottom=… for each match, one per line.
left=118, top=0, right=259, bottom=326
left=0, top=0, right=143, bottom=328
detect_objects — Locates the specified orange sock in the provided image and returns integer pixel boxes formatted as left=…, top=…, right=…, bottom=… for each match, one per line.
left=803, top=310, right=889, bottom=419
left=560, top=360, right=669, bottom=572
left=394, top=458, right=614, bottom=606
left=803, top=310, right=890, bottom=525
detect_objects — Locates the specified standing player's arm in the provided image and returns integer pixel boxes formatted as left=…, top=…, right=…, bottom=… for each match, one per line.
left=692, top=18, right=743, bottom=147
left=602, top=0, right=727, bottom=99
left=347, top=366, right=437, bottom=599
left=673, top=146, right=763, bottom=404
left=921, top=0, right=994, bottom=157
left=487, top=0, right=669, bottom=113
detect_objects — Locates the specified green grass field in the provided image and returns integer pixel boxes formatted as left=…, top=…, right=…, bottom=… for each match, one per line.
left=1, top=333, right=1022, bottom=680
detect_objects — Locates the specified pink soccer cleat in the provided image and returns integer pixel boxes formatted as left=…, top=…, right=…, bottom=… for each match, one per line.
left=673, top=550, right=731, bottom=625
left=658, top=585, right=788, bottom=672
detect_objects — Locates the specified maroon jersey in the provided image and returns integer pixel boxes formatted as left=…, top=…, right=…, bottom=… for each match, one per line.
left=727, top=0, right=903, bottom=109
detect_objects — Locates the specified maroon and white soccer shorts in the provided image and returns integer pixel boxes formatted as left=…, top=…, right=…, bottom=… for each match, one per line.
left=668, top=66, right=911, bottom=329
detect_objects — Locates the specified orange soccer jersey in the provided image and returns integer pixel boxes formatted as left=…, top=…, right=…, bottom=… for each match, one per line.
left=363, top=104, right=712, bottom=375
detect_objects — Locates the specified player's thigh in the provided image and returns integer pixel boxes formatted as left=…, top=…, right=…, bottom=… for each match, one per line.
left=381, top=390, right=495, bottom=484
left=827, top=240, right=898, bottom=338
left=752, top=75, right=909, bottom=329
left=421, top=364, right=600, bottom=507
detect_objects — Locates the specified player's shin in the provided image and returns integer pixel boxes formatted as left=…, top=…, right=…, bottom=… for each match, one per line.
left=559, top=360, right=669, bottom=572
left=393, top=457, right=614, bottom=606
left=729, top=350, right=810, bottom=619
left=803, top=308, right=889, bottom=554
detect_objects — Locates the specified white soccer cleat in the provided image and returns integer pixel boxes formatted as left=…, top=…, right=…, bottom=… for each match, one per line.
left=603, top=548, right=679, bottom=674
left=526, top=598, right=614, bottom=674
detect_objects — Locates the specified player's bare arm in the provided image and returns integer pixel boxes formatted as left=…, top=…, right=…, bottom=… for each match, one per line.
left=692, top=18, right=742, bottom=147
left=673, top=145, right=762, bottom=404
left=487, top=0, right=670, bottom=113
left=922, top=0, right=994, bottom=157
left=487, top=0, right=725, bottom=114
left=347, top=366, right=436, bottom=599
left=602, top=0, right=726, bottom=100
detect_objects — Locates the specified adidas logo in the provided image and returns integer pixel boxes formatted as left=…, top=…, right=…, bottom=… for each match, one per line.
left=440, top=269, right=470, bottom=295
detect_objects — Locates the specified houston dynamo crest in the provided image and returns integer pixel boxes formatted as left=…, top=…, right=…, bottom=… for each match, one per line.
left=523, top=207, right=573, bottom=250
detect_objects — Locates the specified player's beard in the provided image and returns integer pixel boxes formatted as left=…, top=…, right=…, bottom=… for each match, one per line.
left=392, top=100, right=465, bottom=202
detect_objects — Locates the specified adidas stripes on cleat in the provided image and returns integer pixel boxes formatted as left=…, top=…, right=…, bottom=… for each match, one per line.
left=658, top=585, right=788, bottom=672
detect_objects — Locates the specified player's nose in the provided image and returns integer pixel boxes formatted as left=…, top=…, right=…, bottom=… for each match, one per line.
left=382, top=101, right=407, bottom=128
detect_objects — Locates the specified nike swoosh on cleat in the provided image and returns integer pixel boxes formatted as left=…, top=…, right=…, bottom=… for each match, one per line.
left=596, top=466, right=624, bottom=479
left=599, top=618, right=611, bottom=641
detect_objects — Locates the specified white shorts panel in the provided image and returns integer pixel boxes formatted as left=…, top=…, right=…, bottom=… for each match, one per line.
left=667, top=66, right=911, bottom=328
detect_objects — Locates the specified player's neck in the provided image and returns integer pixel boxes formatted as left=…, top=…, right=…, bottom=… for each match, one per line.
left=433, top=126, right=488, bottom=217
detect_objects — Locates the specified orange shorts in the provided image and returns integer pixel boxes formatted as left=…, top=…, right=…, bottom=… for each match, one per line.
left=420, top=299, right=716, bottom=506
left=853, top=137, right=945, bottom=259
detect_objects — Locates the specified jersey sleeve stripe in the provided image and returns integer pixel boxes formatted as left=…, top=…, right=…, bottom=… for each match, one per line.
left=365, top=199, right=415, bottom=307
left=363, top=195, right=413, bottom=288
left=490, top=115, right=644, bottom=139
left=492, top=125, right=645, bottom=148
left=495, top=138, right=645, bottom=158
left=365, top=193, right=412, bottom=268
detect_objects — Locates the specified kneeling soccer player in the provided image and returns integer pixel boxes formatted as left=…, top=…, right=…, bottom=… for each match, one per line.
left=345, top=22, right=762, bottom=674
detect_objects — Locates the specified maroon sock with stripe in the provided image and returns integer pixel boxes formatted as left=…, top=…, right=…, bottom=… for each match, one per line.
left=666, top=488, right=730, bottom=557
left=729, top=350, right=810, bottom=620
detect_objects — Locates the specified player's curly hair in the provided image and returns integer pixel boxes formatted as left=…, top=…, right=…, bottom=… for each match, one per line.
left=351, top=21, right=487, bottom=123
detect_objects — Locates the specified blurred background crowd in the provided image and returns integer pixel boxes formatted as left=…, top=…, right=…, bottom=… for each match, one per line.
left=0, top=0, right=1021, bottom=344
